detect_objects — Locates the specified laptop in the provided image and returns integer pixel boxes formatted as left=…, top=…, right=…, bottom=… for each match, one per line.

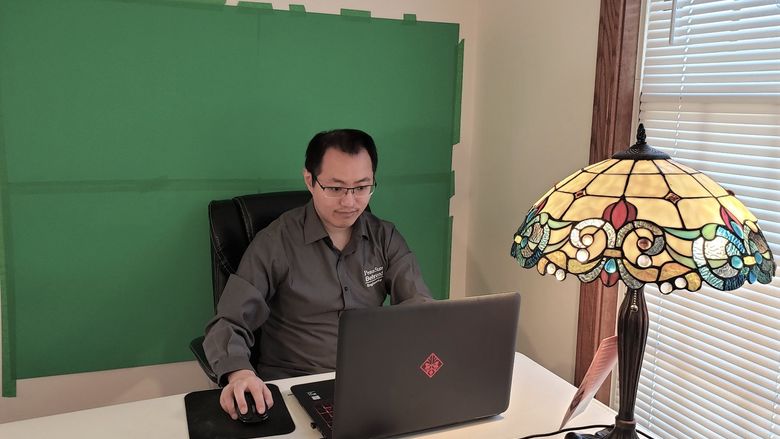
left=291, top=292, right=521, bottom=439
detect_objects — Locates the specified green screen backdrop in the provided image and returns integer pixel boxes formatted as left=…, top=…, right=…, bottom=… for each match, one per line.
left=0, top=0, right=461, bottom=394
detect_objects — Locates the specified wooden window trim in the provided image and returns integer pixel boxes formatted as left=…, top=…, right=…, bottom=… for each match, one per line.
left=575, top=0, right=642, bottom=404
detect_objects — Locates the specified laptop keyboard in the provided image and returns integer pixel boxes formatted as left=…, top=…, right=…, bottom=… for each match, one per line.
left=315, top=402, right=335, bottom=429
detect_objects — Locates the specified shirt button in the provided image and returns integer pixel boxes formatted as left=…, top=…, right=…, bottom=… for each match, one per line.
left=343, top=286, right=349, bottom=292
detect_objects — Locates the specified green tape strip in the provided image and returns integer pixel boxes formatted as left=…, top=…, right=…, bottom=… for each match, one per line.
left=443, top=216, right=453, bottom=299
left=0, top=191, right=13, bottom=397
left=111, top=0, right=224, bottom=9
left=444, top=170, right=454, bottom=299
left=452, top=39, right=464, bottom=145
left=449, top=170, right=455, bottom=199
left=289, top=4, right=306, bottom=12
left=403, top=13, right=417, bottom=22
left=238, top=1, right=273, bottom=10
left=5, top=173, right=450, bottom=195
left=171, top=0, right=223, bottom=5
left=0, top=79, right=16, bottom=396
left=340, top=8, right=371, bottom=18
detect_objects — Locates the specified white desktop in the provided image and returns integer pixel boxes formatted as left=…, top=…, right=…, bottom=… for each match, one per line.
left=0, top=353, right=615, bottom=439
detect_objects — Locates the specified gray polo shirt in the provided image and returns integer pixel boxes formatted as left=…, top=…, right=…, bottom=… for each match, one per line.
left=203, top=201, right=432, bottom=384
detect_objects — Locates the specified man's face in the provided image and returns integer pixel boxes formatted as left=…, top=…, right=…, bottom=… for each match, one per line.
left=304, top=147, right=374, bottom=234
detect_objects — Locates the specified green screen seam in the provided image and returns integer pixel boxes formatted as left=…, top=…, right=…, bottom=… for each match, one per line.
left=5, top=174, right=450, bottom=195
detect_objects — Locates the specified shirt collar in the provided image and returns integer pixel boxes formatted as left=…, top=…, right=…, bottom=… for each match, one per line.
left=353, top=210, right=369, bottom=240
left=303, top=200, right=370, bottom=245
left=303, top=201, right=329, bottom=244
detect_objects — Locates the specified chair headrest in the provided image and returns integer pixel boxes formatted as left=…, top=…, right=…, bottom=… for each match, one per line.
left=208, top=191, right=312, bottom=277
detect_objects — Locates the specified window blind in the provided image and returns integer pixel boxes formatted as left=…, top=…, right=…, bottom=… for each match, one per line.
left=635, top=1, right=780, bottom=438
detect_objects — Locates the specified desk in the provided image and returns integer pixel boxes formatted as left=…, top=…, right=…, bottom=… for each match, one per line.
left=0, top=353, right=615, bottom=439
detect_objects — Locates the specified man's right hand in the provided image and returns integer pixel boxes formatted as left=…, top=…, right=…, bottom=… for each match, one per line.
left=219, top=369, right=274, bottom=420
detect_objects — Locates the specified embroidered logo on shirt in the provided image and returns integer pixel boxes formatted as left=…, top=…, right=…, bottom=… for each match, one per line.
left=363, top=265, right=384, bottom=287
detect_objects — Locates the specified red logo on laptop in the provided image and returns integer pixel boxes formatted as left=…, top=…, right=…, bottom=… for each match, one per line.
left=420, top=353, right=444, bottom=378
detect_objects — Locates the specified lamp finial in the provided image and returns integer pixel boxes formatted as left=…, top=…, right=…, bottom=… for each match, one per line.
left=612, top=123, right=669, bottom=160
left=637, top=123, right=646, bottom=144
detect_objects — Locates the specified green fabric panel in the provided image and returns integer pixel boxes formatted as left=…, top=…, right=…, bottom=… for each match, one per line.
left=10, top=191, right=216, bottom=377
left=0, top=0, right=459, bottom=379
left=372, top=177, right=451, bottom=301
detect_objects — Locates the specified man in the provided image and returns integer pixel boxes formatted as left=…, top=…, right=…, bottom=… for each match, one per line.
left=203, top=129, right=432, bottom=420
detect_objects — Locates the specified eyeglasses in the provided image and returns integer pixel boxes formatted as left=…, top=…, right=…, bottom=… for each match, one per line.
left=313, top=178, right=377, bottom=198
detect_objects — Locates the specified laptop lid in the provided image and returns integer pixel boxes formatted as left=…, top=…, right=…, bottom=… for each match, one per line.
left=330, top=292, right=521, bottom=439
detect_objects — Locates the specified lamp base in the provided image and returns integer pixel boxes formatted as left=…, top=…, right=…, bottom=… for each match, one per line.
left=564, top=428, right=611, bottom=439
left=567, top=288, right=647, bottom=439
left=564, top=421, right=639, bottom=439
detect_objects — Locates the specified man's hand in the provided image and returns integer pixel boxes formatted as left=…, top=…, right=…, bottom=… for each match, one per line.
left=219, top=369, right=274, bottom=420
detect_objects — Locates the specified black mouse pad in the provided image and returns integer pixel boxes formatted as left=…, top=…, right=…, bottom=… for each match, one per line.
left=184, top=384, right=296, bottom=439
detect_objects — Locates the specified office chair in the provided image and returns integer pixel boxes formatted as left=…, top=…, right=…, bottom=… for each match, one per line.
left=190, top=190, right=312, bottom=383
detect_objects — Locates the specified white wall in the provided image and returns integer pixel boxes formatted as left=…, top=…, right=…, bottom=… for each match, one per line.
left=467, top=0, right=600, bottom=381
left=0, top=0, right=601, bottom=422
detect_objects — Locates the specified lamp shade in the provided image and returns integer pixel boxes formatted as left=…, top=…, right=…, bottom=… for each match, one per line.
left=510, top=126, right=776, bottom=294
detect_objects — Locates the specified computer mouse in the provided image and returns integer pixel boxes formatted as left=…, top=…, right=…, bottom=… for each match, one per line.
left=235, top=392, right=270, bottom=423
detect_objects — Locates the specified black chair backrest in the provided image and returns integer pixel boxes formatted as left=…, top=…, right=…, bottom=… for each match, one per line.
left=191, top=191, right=311, bottom=383
left=208, top=190, right=312, bottom=310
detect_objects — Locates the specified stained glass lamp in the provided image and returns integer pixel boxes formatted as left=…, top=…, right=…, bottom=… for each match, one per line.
left=510, top=124, right=775, bottom=439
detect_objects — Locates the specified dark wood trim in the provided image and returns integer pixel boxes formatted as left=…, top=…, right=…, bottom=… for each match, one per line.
left=576, top=283, right=618, bottom=403
left=576, top=0, right=642, bottom=404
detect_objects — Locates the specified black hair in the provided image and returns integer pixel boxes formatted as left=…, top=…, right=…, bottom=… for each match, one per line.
left=305, top=129, right=378, bottom=178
